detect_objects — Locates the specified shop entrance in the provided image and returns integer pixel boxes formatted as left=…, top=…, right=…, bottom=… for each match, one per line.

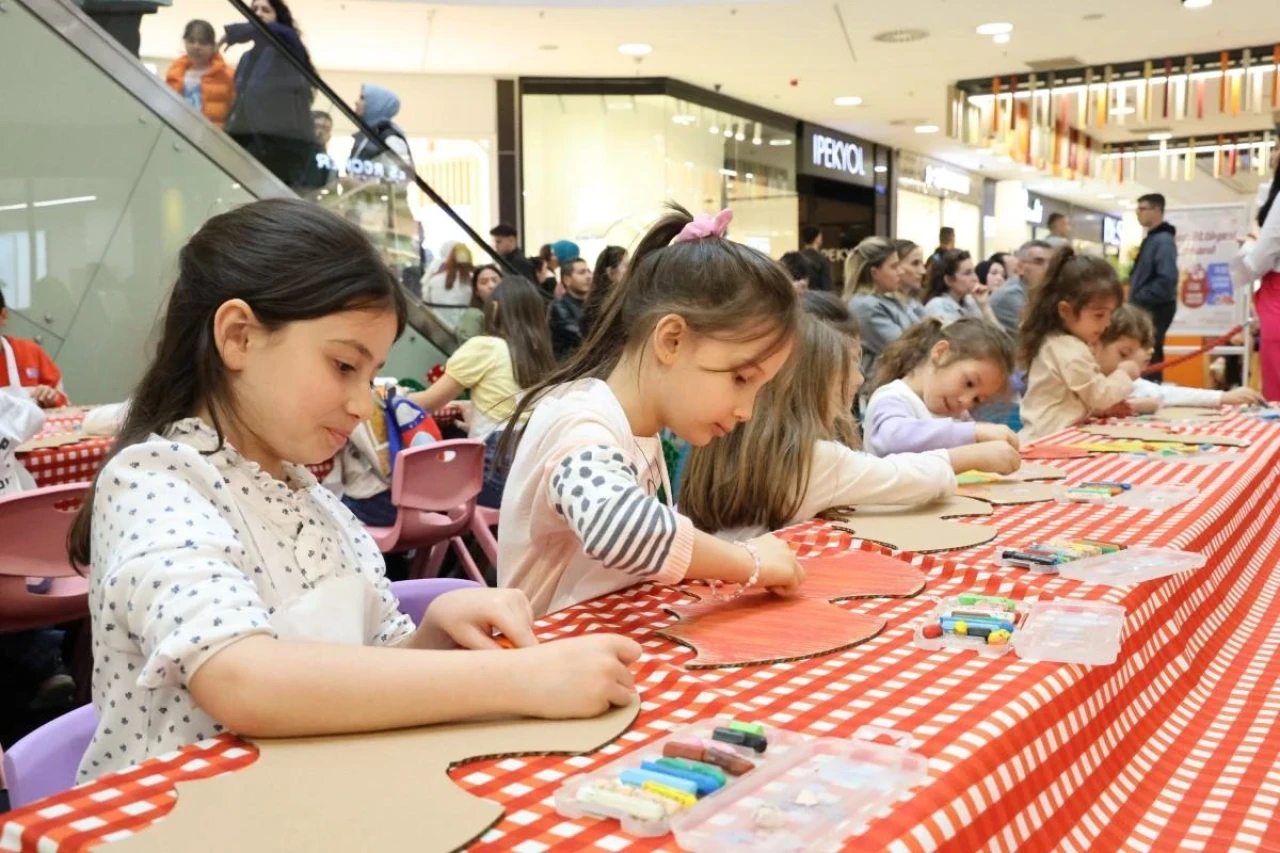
left=798, top=174, right=877, bottom=290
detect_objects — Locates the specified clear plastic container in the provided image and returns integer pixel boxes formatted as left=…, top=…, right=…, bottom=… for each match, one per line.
left=913, top=595, right=1126, bottom=666
left=553, top=717, right=811, bottom=838
left=1056, top=547, right=1206, bottom=586
left=911, top=596, right=1029, bottom=659
left=1015, top=599, right=1127, bottom=665
left=1056, top=484, right=1197, bottom=509
left=670, top=727, right=928, bottom=853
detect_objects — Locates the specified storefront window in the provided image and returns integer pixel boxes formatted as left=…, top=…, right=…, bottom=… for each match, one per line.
left=522, top=92, right=797, bottom=262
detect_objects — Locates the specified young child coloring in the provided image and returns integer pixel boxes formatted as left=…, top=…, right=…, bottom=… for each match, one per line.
left=863, top=318, right=1021, bottom=461
left=496, top=205, right=807, bottom=617
left=1017, top=249, right=1142, bottom=440
left=679, top=314, right=1019, bottom=541
left=70, top=199, right=640, bottom=782
left=1096, top=305, right=1263, bottom=412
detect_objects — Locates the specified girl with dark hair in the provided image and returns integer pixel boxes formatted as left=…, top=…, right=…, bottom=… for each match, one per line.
left=69, top=198, right=640, bottom=783
left=455, top=264, right=501, bottom=342
left=222, top=0, right=316, bottom=188
left=496, top=205, right=807, bottom=617
left=1232, top=145, right=1280, bottom=399
left=1018, top=248, right=1141, bottom=439
left=863, top=318, right=1018, bottom=461
left=165, top=20, right=235, bottom=129
left=923, top=249, right=998, bottom=325
left=581, top=245, right=628, bottom=340
left=410, top=277, right=555, bottom=439
left=422, top=241, right=474, bottom=329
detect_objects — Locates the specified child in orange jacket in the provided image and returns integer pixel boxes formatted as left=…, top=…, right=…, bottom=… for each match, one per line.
left=165, top=20, right=235, bottom=129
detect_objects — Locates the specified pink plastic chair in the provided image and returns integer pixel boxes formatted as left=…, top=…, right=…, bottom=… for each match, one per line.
left=364, top=440, right=495, bottom=583
left=0, top=483, right=90, bottom=633
left=471, top=506, right=500, bottom=566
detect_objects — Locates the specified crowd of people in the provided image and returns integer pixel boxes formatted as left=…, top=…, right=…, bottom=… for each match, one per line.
left=2, top=153, right=1278, bottom=793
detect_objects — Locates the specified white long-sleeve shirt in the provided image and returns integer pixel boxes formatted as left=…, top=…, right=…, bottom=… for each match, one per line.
left=1230, top=182, right=1280, bottom=286
left=1129, top=377, right=1223, bottom=408
left=714, top=439, right=955, bottom=541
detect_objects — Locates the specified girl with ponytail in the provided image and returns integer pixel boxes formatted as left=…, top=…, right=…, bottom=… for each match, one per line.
left=495, top=204, right=807, bottom=616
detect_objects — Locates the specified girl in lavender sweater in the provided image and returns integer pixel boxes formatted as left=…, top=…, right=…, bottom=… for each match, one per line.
left=863, top=318, right=1020, bottom=458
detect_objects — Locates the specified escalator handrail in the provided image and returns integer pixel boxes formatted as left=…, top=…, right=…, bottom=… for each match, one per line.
left=220, top=0, right=519, bottom=279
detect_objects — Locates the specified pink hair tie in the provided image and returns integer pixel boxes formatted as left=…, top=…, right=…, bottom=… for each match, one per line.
left=673, top=208, right=734, bottom=243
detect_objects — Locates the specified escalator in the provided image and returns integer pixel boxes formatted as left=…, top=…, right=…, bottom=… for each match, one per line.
left=1, top=0, right=502, bottom=404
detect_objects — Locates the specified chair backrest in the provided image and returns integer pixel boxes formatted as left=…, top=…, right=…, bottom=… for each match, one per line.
left=2, top=702, right=97, bottom=808
left=0, top=483, right=88, bottom=578
left=390, top=578, right=479, bottom=626
left=390, top=439, right=484, bottom=514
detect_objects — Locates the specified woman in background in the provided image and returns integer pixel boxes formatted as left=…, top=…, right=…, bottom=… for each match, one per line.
left=581, top=246, right=628, bottom=340
left=422, top=242, right=474, bottom=330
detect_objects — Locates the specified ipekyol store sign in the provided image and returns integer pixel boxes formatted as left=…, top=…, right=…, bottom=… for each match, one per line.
left=799, top=124, right=875, bottom=188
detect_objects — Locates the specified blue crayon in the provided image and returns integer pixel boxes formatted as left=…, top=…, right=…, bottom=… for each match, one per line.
left=640, top=761, right=723, bottom=796
left=619, top=767, right=699, bottom=796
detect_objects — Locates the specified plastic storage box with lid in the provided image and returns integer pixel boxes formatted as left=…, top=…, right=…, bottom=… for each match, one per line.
left=913, top=596, right=1126, bottom=665
left=671, top=727, right=928, bottom=853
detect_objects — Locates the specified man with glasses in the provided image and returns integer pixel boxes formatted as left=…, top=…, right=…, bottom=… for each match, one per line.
left=1130, top=193, right=1179, bottom=382
left=990, top=239, right=1054, bottom=338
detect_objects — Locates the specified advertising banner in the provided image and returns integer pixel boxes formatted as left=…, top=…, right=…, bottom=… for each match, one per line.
left=1166, top=204, right=1250, bottom=336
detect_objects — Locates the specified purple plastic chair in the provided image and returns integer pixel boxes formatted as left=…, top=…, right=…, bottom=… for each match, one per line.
left=389, top=578, right=479, bottom=626
left=0, top=579, right=480, bottom=805
left=2, top=703, right=96, bottom=808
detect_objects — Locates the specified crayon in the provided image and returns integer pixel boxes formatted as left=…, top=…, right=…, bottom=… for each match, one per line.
left=641, top=781, right=698, bottom=808
left=728, top=720, right=765, bottom=736
left=640, top=760, right=722, bottom=796
left=655, top=756, right=727, bottom=786
left=700, top=746, right=755, bottom=775
left=620, top=767, right=698, bottom=796
left=957, top=593, right=1017, bottom=611
left=712, top=727, right=767, bottom=753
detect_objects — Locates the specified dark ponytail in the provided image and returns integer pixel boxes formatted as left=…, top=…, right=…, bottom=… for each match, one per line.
left=496, top=202, right=798, bottom=465
left=68, top=198, right=404, bottom=568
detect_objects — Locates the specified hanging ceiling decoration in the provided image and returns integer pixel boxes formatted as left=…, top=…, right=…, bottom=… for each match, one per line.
left=946, top=43, right=1280, bottom=185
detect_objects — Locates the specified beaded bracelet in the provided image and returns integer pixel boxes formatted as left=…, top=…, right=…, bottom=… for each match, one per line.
left=708, top=540, right=762, bottom=600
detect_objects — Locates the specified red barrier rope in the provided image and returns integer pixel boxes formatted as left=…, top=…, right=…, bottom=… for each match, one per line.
left=1141, top=325, right=1244, bottom=377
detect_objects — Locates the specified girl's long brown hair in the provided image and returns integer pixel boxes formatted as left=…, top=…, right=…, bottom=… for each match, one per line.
left=68, top=199, right=405, bottom=567
left=483, top=276, right=555, bottom=388
left=871, top=317, right=1014, bottom=394
left=496, top=203, right=799, bottom=464
left=680, top=317, right=858, bottom=533
left=924, top=249, right=972, bottom=302
left=1017, top=247, right=1124, bottom=368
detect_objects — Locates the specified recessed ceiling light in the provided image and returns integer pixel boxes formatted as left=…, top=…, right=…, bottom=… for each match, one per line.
left=1109, top=106, right=1136, bottom=117
left=834, top=96, right=864, bottom=107
left=976, top=22, right=1014, bottom=36
left=873, top=28, right=929, bottom=43
left=617, top=43, right=652, bottom=56
left=768, top=139, right=793, bottom=146
left=914, top=124, right=940, bottom=134
left=1182, top=0, right=1212, bottom=8
left=873, top=165, right=888, bottom=173
left=1148, top=132, right=1173, bottom=141
left=992, top=33, right=1011, bottom=44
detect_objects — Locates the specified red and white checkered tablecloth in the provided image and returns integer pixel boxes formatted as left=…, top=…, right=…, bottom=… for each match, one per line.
left=4, top=413, right=1280, bottom=853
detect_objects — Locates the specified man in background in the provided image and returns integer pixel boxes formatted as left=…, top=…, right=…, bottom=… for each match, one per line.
left=799, top=226, right=834, bottom=292
left=929, top=226, right=956, bottom=267
left=989, top=239, right=1053, bottom=338
left=1044, top=212, right=1073, bottom=248
left=1130, top=193, right=1179, bottom=382
left=489, top=223, right=536, bottom=282
left=550, top=257, right=592, bottom=361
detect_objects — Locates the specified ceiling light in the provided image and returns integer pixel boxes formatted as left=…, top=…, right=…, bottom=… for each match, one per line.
left=975, top=22, right=1014, bottom=36
left=735, top=131, right=746, bottom=142
left=1182, top=0, right=1212, bottom=7
left=873, top=165, right=888, bottom=173
left=834, top=96, right=863, bottom=107
left=768, top=139, right=793, bottom=146
left=709, top=122, right=720, bottom=135
left=992, top=33, right=1011, bottom=44
left=914, top=124, right=940, bottom=134
left=617, top=43, right=652, bottom=56
left=724, top=128, right=733, bottom=138
left=873, top=28, right=929, bottom=43
left=538, top=44, right=558, bottom=51
left=1148, top=132, right=1173, bottom=141
left=1109, top=106, right=1136, bottom=116
left=672, top=114, right=696, bottom=126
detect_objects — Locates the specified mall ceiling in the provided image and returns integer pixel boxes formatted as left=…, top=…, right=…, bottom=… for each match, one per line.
left=143, top=0, right=1279, bottom=212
